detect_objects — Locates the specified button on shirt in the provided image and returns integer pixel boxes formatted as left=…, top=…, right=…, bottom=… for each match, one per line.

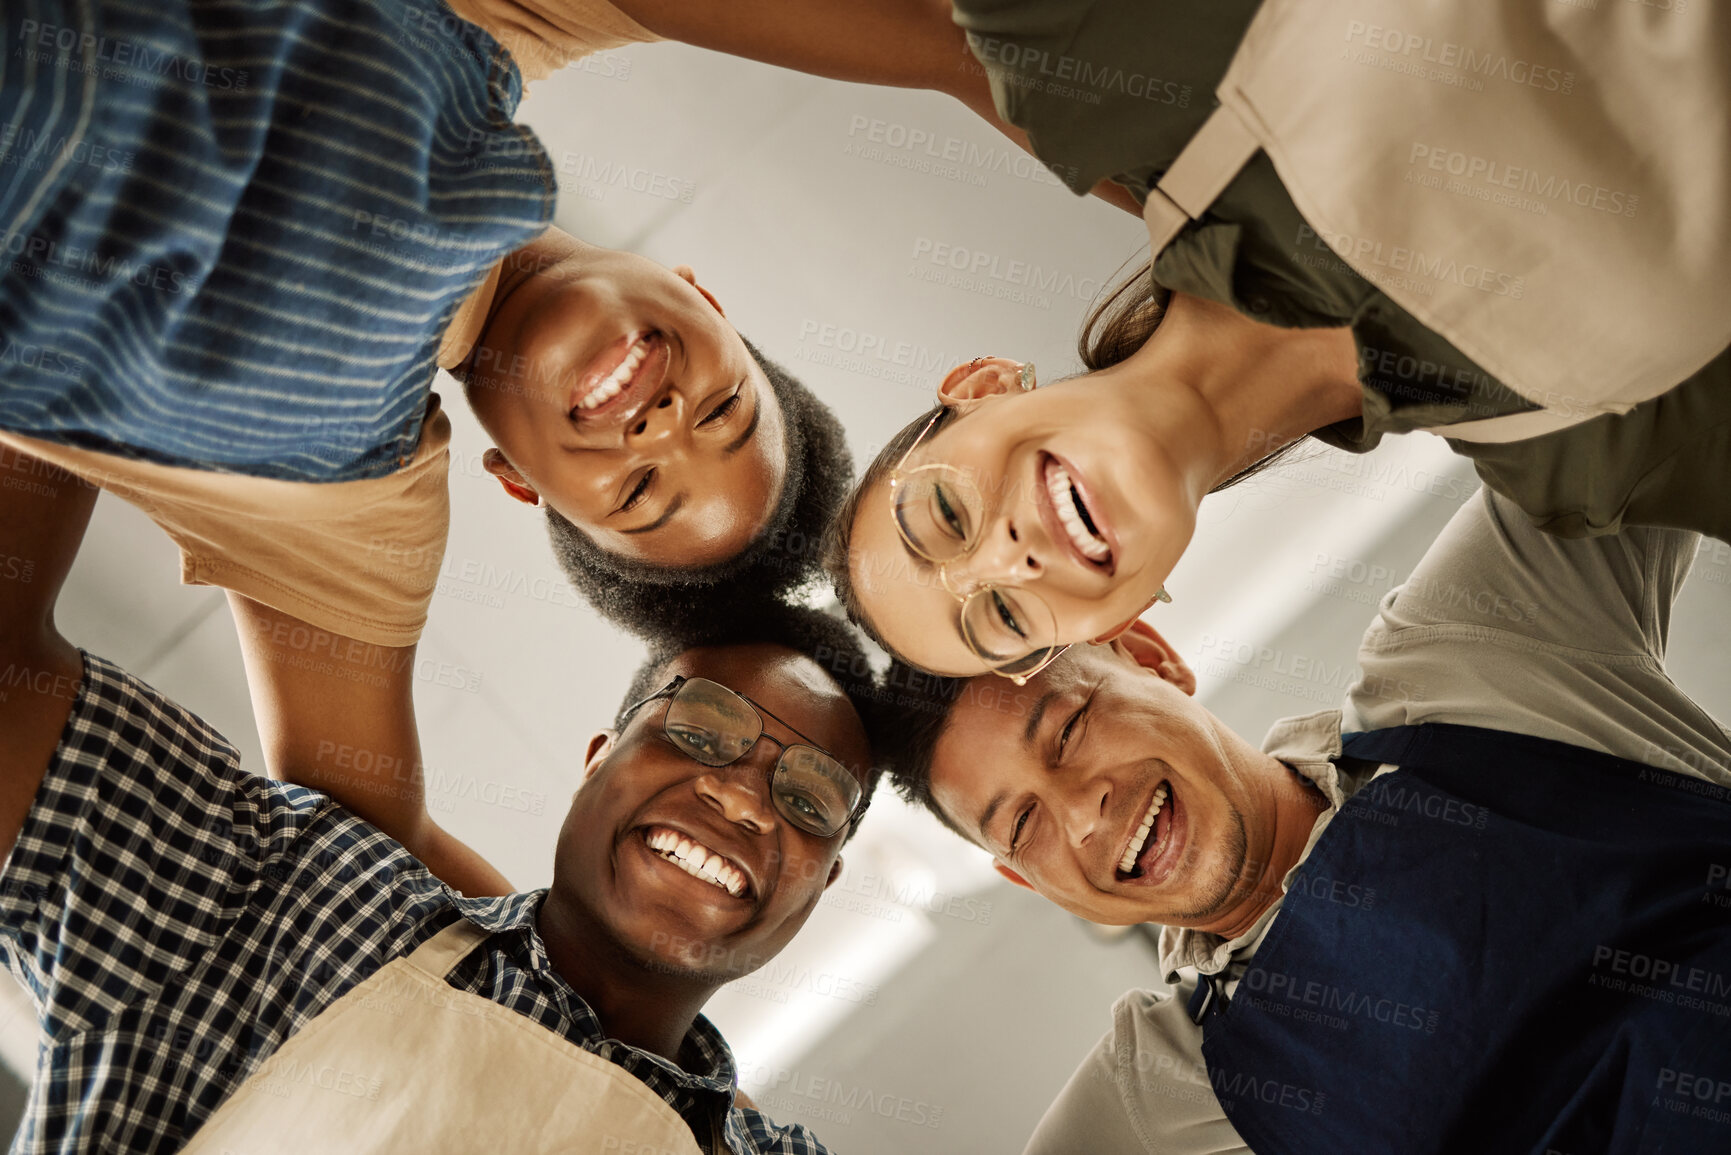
left=0, top=653, right=828, bottom=1155
left=1022, top=488, right=1731, bottom=1155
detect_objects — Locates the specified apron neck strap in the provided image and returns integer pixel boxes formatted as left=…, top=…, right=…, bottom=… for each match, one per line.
left=1142, top=103, right=1261, bottom=255
left=406, top=918, right=493, bottom=979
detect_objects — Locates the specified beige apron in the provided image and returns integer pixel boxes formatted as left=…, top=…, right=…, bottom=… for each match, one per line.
left=180, top=920, right=708, bottom=1155
left=1143, top=0, right=1731, bottom=443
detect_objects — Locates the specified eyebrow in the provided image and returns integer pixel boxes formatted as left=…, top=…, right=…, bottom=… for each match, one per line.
left=1023, top=689, right=1058, bottom=748
left=976, top=690, right=1058, bottom=845
left=622, top=494, right=685, bottom=535
left=721, top=391, right=763, bottom=457
left=978, top=790, right=1008, bottom=847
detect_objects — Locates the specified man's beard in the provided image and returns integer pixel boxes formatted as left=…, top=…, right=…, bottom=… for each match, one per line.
left=1173, top=807, right=1249, bottom=924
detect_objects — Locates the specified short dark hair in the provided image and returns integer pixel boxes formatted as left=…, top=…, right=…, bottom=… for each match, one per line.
left=865, top=659, right=974, bottom=841
left=550, top=338, right=852, bottom=645
left=613, top=602, right=886, bottom=843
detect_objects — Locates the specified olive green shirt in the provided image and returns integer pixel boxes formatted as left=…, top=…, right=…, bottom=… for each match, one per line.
left=955, top=0, right=1730, bottom=539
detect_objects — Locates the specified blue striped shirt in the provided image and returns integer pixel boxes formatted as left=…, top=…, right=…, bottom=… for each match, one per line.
left=0, top=0, right=553, bottom=480
left=0, top=653, right=833, bottom=1154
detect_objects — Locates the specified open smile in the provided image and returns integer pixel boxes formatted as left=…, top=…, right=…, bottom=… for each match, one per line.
left=1114, top=780, right=1185, bottom=887
left=639, top=825, right=753, bottom=900
left=568, top=331, right=671, bottom=430
left=1038, top=452, right=1116, bottom=575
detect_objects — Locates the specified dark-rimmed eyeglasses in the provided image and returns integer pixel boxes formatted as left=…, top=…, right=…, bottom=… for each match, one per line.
left=620, top=676, right=869, bottom=838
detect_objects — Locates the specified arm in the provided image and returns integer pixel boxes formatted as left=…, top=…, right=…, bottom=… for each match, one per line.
left=1344, top=489, right=1731, bottom=779
left=226, top=593, right=513, bottom=897
left=611, top=0, right=1141, bottom=215
left=0, top=449, right=97, bottom=862
left=1024, top=985, right=1250, bottom=1155
left=616, top=0, right=980, bottom=93
left=1369, top=487, right=1694, bottom=666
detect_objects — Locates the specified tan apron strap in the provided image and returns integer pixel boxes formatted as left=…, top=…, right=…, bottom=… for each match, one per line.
left=404, top=918, right=492, bottom=979
left=1142, top=104, right=1262, bottom=256
left=1415, top=406, right=1609, bottom=445
left=1145, top=96, right=1611, bottom=448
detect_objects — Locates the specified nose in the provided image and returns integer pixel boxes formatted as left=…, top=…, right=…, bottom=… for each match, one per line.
left=626, top=384, right=683, bottom=447
left=1055, top=776, right=1111, bottom=850
left=947, top=511, right=1050, bottom=591
left=693, top=753, right=778, bottom=834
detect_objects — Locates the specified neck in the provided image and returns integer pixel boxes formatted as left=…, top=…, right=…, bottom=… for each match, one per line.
left=537, top=885, right=720, bottom=1063
left=1202, top=755, right=1331, bottom=941
left=1109, top=291, right=1363, bottom=501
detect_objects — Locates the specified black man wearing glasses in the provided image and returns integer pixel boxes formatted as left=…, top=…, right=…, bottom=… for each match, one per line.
left=0, top=460, right=878, bottom=1154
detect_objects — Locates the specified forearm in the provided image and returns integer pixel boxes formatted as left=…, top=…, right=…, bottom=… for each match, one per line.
left=394, top=817, right=516, bottom=898
left=615, top=0, right=971, bottom=90
left=0, top=450, right=97, bottom=860
left=505, top=0, right=1141, bottom=215
left=226, top=593, right=514, bottom=895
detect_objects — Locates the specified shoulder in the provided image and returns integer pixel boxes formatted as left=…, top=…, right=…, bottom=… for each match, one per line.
left=728, top=1104, right=837, bottom=1154
left=1025, top=984, right=1248, bottom=1155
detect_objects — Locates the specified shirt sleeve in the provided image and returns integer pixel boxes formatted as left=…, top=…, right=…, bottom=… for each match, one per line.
left=0, top=654, right=344, bottom=1040
left=1023, top=985, right=1250, bottom=1155
left=729, top=1105, right=832, bottom=1154
left=1343, top=489, right=1731, bottom=782
left=1449, top=347, right=1731, bottom=543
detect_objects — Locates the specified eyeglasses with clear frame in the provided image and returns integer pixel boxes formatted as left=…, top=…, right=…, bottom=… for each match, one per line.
left=885, top=401, right=1069, bottom=686
left=620, top=676, right=869, bottom=838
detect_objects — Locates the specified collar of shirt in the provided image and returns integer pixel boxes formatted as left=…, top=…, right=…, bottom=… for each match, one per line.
left=1155, top=709, right=1391, bottom=981
left=447, top=889, right=742, bottom=1102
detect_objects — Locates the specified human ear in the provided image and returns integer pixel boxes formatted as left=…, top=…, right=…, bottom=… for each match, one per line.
left=993, top=861, right=1035, bottom=891
left=937, top=357, right=1027, bottom=408
left=1111, top=619, right=1198, bottom=697
left=482, top=448, right=541, bottom=507
left=673, top=265, right=726, bottom=318
left=581, top=731, right=617, bottom=780
left=824, top=856, right=844, bottom=889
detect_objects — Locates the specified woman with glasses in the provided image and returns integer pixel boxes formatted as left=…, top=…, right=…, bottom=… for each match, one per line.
left=820, top=276, right=1727, bottom=681
left=819, top=293, right=1355, bottom=682
left=818, top=0, right=1731, bottom=682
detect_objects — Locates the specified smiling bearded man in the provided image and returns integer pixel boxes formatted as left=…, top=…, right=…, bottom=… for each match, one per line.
left=867, top=486, right=1731, bottom=1155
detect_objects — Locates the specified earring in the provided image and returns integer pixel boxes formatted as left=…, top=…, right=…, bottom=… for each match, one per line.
left=1138, top=587, right=1172, bottom=613
left=1018, top=362, right=1037, bottom=391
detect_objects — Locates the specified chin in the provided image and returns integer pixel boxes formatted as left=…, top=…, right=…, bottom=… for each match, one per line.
left=632, top=930, right=717, bottom=977
left=1076, top=600, right=1141, bottom=644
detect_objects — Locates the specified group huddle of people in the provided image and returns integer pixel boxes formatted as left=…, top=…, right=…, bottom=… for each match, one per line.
left=1, top=0, right=1727, bottom=1152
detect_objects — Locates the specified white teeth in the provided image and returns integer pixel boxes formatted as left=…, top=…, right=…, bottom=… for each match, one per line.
left=645, top=827, right=745, bottom=897
left=1046, top=462, right=1111, bottom=563
left=576, top=337, right=649, bottom=410
left=1118, top=784, right=1170, bottom=874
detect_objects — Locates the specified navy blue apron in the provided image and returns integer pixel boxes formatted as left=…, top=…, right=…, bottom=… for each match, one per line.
left=1194, top=724, right=1731, bottom=1155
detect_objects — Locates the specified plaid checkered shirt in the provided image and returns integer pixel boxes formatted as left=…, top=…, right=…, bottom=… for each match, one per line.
left=0, top=654, right=831, bottom=1155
